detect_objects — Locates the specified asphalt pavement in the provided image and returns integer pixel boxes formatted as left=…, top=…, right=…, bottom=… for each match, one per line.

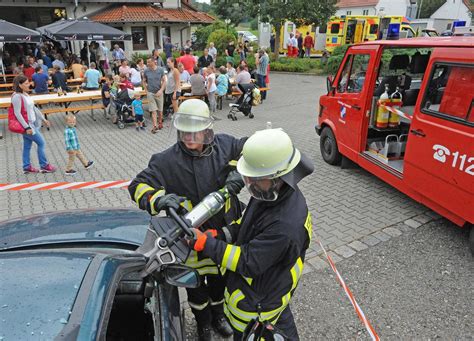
left=293, top=219, right=473, bottom=340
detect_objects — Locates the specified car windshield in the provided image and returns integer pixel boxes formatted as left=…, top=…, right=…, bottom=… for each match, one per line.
left=0, top=252, right=92, bottom=340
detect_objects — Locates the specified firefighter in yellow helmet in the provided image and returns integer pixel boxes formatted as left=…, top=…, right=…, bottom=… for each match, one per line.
left=189, top=128, right=314, bottom=340
left=129, top=99, right=247, bottom=340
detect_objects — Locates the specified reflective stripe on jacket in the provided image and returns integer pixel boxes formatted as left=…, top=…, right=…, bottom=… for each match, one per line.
left=128, top=134, right=246, bottom=274
left=202, top=185, right=311, bottom=331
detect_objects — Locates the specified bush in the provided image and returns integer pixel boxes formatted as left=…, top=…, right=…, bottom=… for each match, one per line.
left=131, top=52, right=151, bottom=64
left=325, top=44, right=350, bottom=75
left=250, top=18, right=258, bottom=30
left=194, top=21, right=237, bottom=50
left=269, top=58, right=321, bottom=73
left=208, top=29, right=237, bottom=56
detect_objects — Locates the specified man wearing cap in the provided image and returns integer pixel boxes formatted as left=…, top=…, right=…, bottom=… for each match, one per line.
left=189, top=128, right=314, bottom=340
left=129, top=99, right=246, bottom=340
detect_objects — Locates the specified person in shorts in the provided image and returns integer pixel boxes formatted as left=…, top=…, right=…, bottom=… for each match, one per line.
left=143, top=58, right=166, bottom=133
left=132, top=92, right=145, bottom=131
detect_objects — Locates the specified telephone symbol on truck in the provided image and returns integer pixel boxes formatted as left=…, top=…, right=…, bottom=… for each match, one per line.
left=433, top=144, right=474, bottom=176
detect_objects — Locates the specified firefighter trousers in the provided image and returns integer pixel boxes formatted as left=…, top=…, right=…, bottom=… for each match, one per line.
left=233, top=306, right=299, bottom=341
left=186, top=273, right=226, bottom=326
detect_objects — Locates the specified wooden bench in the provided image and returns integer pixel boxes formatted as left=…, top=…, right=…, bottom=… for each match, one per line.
left=41, top=103, right=106, bottom=116
left=231, top=87, right=270, bottom=97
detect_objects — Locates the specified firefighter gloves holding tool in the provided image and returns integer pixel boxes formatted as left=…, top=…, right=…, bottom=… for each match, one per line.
left=190, top=228, right=217, bottom=251
left=225, top=170, right=245, bottom=195
left=155, top=193, right=187, bottom=212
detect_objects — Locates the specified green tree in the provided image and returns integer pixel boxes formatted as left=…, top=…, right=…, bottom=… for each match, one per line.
left=208, top=29, right=237, bottom=55
left=418, top=0, right=446, bottom=18
left=246, top=0, right=336, bottom=58
left=193, top=20, right=237, bottom=50
left=210, top=0, right=247, bottom=26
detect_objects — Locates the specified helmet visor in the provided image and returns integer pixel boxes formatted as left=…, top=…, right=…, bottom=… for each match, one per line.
left=243, top=176, right=281, bottom=202
left=173, top=112, right=213, bottom=133
left=177, top=129, right=214, bottom=145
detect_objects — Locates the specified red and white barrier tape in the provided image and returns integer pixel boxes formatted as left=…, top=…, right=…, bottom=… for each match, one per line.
left=0, top=180, right=131, bottom=191
left=381, top=105, right=413, bottom=121
left=318, top=240, right=380, bottom=341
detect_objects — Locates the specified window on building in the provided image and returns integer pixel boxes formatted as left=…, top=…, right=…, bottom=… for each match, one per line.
left=346, top=10, right=352, bottom=15
left=337, top=54, right=371, bottom=93
left=111, top=27, right=125, bottom=51
left=161, top=26, right=171, bottom=46
left=369, top=24, right=379, bottom=34
left=132, top=26, right=147, bottom=50
left=330, top=24, right=340, bottom=34
left=363, top=10, right=369, bottom=15
left=422, top=63, right=474, bottom=123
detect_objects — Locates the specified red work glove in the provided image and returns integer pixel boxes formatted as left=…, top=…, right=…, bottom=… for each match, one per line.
left=189, top=228, right=217, bottom=252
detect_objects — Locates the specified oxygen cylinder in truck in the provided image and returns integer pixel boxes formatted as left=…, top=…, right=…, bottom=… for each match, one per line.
left=376, top=84, right=390, bottom=129
left=388, top=86, right=402, bottom=128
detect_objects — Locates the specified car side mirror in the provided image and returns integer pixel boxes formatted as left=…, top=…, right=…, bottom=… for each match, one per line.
left=164, top=264, right=200, bottom=288
left=326, top=75, right=335, bottom=95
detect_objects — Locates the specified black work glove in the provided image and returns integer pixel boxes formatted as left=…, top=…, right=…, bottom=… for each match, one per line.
left=225, top=170, right=245, bottom=196
left=155, top=193, right=187, bottom=213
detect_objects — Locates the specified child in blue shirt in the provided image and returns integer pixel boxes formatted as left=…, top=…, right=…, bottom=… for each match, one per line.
left=131, top=92, right=145, bottom=131
left=64, top=115, right=94, bottom=175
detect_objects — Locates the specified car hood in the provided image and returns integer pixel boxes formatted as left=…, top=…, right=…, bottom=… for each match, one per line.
left=0, top=209, right=151, bottom=251
left=0, top=251, right=93, bottom=340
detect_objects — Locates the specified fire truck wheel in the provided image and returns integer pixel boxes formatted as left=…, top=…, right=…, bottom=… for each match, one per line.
left=320, top=127, right=342, bottom=165
left=469, top=225, right=474, bottom=257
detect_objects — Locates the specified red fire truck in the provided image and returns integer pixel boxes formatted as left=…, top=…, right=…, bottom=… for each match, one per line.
left=316, top=37, right=474, bottom=253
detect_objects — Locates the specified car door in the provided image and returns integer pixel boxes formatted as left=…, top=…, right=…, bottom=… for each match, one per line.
left=404, top=50, right=474, bottom=224
left=329, top=46, right=378, bottom=158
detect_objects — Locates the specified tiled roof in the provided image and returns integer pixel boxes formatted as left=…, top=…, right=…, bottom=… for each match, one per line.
left=336, top=0, right=379, bottom=8
left=90, top=3, right=214, bottom=24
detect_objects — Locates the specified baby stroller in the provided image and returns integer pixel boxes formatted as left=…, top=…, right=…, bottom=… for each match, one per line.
left=228, top=83, right=260, bottom=121
left=114, top=88, right=135, bottom=129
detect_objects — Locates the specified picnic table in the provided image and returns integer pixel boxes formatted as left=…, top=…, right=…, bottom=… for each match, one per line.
left=0, top=87, right=146, bottom=139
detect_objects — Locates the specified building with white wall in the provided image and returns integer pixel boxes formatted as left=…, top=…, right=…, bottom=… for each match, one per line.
left=335, top=0, right=418, bottom=18
left=430, top=0, right=472, bottom=26
left=0, top=0, right=213, bottom=59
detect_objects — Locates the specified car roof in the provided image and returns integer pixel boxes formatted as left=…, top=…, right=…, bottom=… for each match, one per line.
left=358, top=36, right=474, bottom=48
left=0, top=250, right=94, bottom=340
left=0, top=208, right=150, bottom=251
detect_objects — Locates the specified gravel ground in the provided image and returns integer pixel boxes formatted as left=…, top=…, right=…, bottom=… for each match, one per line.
left=293, top=219, right=473, bottom=340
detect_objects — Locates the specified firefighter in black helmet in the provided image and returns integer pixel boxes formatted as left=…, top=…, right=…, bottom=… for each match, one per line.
left=189, top=128, right=314, bottom=340
left=129, top=99, right=246, bottom=340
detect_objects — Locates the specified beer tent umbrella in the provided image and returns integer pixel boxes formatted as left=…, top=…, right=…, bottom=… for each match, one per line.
left=0, top=20, right=42, bottom=82
left=36, top=18, right=131, bottom=65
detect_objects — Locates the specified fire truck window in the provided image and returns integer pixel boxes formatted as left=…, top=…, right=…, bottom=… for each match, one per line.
left=337, top=54, right=370, bottom=93
left=331, top=24, right=339, bottom=34
left=423, top=64, right=474, bottom=122
left=369, top=24, right=378, bottom=35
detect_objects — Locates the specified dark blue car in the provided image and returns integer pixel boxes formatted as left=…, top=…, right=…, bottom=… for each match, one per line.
left=0, top=209, right=198, bottom=340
